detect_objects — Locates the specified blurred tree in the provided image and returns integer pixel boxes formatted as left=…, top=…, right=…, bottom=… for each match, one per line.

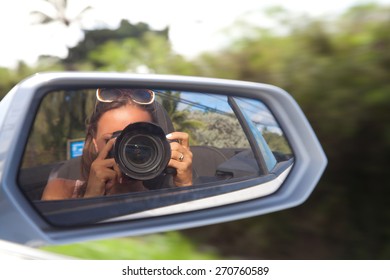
left=262, top=129, right=291, bottom=156
left=184, top=3, right=390, bottom=259
left=0, top=67, right=16, bottom=100
left=188, top=111, right=249, bottom=148
left=62, top=20, right=195, bottom=74
left=22, top=90, right=94, bottom=167
left=64, top=20, right=166, bottom=67
left=0, top=60, right=63, bottom=100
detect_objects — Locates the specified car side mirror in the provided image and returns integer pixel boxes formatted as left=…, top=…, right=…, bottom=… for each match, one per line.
left=0, top=73, right=326, bottom=245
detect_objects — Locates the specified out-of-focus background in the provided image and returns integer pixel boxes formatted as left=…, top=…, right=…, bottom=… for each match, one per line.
left=1, top=0, right=389, bottom=259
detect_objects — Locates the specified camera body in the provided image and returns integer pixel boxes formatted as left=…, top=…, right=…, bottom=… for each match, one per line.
left=109, top=122, right=172, bottom=180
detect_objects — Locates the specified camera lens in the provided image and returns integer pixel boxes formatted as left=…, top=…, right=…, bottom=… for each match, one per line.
left=113, top=122, right=171, bottom=180
left=122, top=135, right=160, bottom=170
left=125, top=137, right=154, bottom=165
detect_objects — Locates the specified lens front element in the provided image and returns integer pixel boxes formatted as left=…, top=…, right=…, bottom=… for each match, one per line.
left=125, top=140, right=154, bottom=165
left=114, top=122, right=171, bottom=180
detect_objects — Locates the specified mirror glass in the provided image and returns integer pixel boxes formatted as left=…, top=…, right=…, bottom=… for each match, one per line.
left=18, top=88, right=293, bottom=226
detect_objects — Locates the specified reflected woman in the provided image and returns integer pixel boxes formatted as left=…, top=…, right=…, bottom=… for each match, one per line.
left=42, top=89, right=193, bottom=200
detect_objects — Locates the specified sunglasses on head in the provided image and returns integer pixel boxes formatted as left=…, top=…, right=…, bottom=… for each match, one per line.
left=96, top=88, right=155, bottom=105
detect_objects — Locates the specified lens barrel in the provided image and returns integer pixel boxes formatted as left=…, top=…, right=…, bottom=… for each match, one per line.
left=112, top=122, right=171, bottom=180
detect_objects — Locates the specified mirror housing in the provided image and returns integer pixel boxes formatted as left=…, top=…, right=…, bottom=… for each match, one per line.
left=0, top=72, right=327, bottom=245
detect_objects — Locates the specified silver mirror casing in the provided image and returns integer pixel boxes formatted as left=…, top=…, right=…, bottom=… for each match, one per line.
left=0, top=73, right=327, bottom=245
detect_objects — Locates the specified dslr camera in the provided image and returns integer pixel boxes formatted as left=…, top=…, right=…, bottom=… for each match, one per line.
left=109, top=122, right=172, bottom=180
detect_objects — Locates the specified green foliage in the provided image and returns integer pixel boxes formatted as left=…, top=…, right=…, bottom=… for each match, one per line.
left=262, top=130, right=291, bottom=155
left=0, top=61, right=65, bottom=100
left=0, top=68, right=17, bottom=100
left=86, top=32, right=176, bottom=72
left=22, top=90, right=94, bottom=167
left=42, top=232, right=219, bottom=260
left=63, top=20, right=195, bottom=74
left=187, top=3, right=390, bottom=259
left=66, top=20, right=168, bottom=65
left=188, top=111, right=250, bottom=148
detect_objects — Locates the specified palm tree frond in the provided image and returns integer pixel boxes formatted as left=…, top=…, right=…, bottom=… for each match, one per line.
left=30, top=0, right=92, bottom=27
left=74, top=6, right=93, bottom=22
left=30, top=11, right=55, bottom=25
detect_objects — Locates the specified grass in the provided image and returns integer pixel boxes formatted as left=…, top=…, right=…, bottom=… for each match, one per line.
left=42, top=231, right=220, bottom=260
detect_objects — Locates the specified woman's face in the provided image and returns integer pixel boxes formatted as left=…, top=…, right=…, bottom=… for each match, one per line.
left=93, top=104, right=152, bottom=152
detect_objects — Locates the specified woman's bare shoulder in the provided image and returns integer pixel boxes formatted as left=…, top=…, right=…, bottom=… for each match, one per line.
left=41, top=178, right=78, bottom=201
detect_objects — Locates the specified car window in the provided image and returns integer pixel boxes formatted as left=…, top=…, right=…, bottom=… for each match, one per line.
left=17, top=87, right=294, bottom=225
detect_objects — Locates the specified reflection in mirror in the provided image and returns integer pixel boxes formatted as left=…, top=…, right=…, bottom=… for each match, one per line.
left=18, top=88, right=293, bottom=225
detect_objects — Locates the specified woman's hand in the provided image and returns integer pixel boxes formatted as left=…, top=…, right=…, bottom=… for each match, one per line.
left=84, top=138, right=122, bottom=197
left=166, top=132, right=193, bottom=187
